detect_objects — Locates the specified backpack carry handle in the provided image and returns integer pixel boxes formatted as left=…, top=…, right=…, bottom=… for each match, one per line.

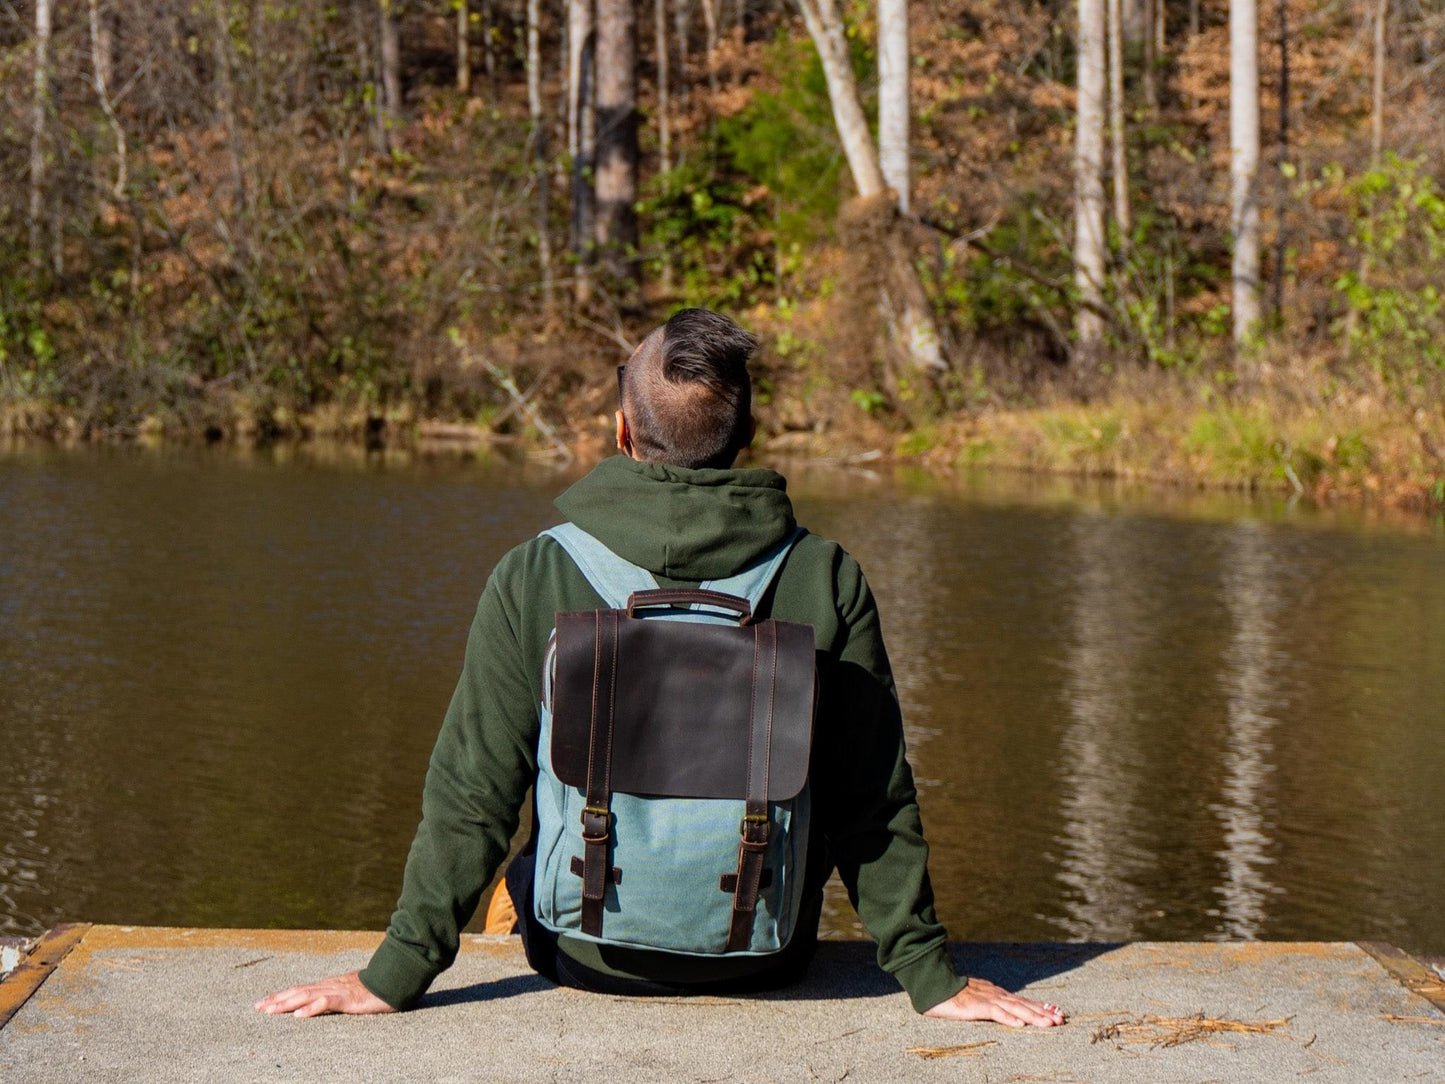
left=626, top=589, right=753, bottom=624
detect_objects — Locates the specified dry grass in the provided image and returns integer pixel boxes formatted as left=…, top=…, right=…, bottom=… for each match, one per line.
left=1089, top=1012, right=1292, bottom=1049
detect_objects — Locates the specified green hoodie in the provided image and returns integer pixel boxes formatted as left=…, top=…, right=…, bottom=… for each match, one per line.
left=358, top=457, right=967, bottom=1014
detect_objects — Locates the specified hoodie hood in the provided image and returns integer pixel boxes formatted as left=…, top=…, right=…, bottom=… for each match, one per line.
left=553, top=456, right=797, bottom=581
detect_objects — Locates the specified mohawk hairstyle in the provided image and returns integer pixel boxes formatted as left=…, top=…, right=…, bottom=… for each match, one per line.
left=623, top=309, right=758, bottom=470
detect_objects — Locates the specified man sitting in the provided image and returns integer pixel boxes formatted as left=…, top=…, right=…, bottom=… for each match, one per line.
left=257, top=308, right=1065, bottom=1030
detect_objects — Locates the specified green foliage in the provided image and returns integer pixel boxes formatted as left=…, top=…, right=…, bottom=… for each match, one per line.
left=642, top=32, right=855, bottom=309
left=1185, top=408, right=1318, bottom=487
left=0, top=295, right=62, bottom=403
left=896, top=425, right=940, bottom=456
left=716, top=35, right=848, bottom=247
left=1336, top=154, right=1445, bottom=384
left=850, top=388, right=887, bottom=414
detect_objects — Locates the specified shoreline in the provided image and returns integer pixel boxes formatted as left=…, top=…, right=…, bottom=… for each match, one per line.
left=5, top=397, right=1442, bottom=520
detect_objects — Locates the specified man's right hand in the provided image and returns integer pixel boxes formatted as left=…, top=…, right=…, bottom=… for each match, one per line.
left=255, top=970, right=397, bottom=1018
left=924, top=977, right=1065, bottom=1028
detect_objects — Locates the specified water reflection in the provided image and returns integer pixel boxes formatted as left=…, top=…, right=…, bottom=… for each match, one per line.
left=1, top=448, right=1443, bottom=956
left=1053, top=512, right=1154, bottom=940
left=1213, top=521, right=1281, bottom=939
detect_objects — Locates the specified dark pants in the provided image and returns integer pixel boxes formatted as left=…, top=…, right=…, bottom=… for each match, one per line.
left=503, top=843, right=820, bottom=997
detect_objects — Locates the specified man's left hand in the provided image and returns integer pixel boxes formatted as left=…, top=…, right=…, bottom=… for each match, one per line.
left=255, top=970, right=396, bottom=1018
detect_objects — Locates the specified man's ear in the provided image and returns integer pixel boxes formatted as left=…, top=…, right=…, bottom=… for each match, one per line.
left=615, top=410, right=633, bottom=456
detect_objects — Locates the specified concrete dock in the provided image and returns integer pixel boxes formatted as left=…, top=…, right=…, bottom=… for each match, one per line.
left=2, top=926, right=1443, bottom=1082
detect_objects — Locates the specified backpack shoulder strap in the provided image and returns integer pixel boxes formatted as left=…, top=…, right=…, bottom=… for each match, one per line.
left=699, top=526, right=806, bottom=612
left=541, top=522, right=657, bottom=609
left=543, top=522, right=806, bottom=613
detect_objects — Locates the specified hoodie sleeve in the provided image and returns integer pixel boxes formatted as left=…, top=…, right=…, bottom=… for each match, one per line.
left=817, top=553, right=968, bottom=1014
left=358, top=549, right=539, bottom=1009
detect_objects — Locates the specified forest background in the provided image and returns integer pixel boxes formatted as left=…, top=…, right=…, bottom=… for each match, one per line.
left=1, top=0, right=1442, bottom=509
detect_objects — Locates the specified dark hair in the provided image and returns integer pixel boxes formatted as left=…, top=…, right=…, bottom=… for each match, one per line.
left=623, top=308, right=757, bottom=470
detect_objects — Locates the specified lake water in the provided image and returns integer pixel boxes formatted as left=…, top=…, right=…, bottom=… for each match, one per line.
left=1, top=446, right=1441, bottom=957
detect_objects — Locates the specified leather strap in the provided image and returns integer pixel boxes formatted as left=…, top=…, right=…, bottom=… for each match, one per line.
left=579, top=609, right=620, bottom=937
left=725, top=619, right=777, bottom=952
left=626, top=588, right=752, bottom=624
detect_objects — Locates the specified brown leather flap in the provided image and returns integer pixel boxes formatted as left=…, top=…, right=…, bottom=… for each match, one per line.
left=551, top=611, right=816, bottom=801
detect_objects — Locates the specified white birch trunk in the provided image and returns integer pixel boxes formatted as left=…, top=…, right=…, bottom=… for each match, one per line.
left=877, top=0, right=909, bottom=213
left=457, top=0, right=471, bottom=94
left=793, top=0, right=884, bottom=198
left=795, top=0, right=943, bottom=376
left=1108, top=0, right=1130, bottom=238
left=1230, top=0, right=1261, bottom=343
left=1075, top=0, right=1108, bottom=352
left=29, top=0, right=53, bottom=271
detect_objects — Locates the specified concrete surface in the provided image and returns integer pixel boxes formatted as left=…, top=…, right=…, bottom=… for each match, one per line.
left=2, top=926, right=1443, bottom=1083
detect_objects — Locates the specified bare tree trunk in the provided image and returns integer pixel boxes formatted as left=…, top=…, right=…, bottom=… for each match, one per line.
left=596, top=0, right=640, bottom=288
left=213, top=5, right=250, bottom=220
left=526, top=0, right=555, bottom=313
left=1273, top=0, right=1289, bottom=321
left=878, top=0, right=909, bottom=212
left=795, top=0, right=944, bottom=378
left=1122, top=0, right=1144, bottom=40
left=1075, top=0, right=1109, bottom=353
left=457, top=0, right=471, bottom=93
left=674, top=0, right=690, bottom=102
left=1156, top=0, right=1166, bottom=52
left=1345, top=0, right=1387, bottom=355
left=1142, top=0, right=1158, bottom=111
left=701, top=0, right=718, bottom=93
left=655, top=0, right=671, bottom=173
left=29, top=0, right=53, bottom=273
left=1370, top=0, right=1386, bottom=164
left=380, top=0, right=402, bottom=134
left=793, top=0, right=884, bottom=197
left=95, top=2, right=116, bottom=91
left=355, top=2, right=387, bottom=153
left=1230, top=0, right=1261, bottom=344
left=483, top=0, right=497, bottom=95
left=1189, top=0, right=1199, bottom=35
left=1108, top=0, right=1130, bottom=239
left=89, top=0, right=128, bottom=200
left=569, top=0, right=597, bottom=302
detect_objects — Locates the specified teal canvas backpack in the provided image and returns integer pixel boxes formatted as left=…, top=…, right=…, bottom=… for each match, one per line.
left=532, top=522, right=817, bottom=956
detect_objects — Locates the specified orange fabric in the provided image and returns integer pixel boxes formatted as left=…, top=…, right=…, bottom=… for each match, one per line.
left=483, top=881, right=518, bottom=935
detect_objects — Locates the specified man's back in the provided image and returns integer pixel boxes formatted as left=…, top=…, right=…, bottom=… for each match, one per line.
left=360, top=455, right=965, bottom=1013
left=258, top=308, right=1063, bottom=1030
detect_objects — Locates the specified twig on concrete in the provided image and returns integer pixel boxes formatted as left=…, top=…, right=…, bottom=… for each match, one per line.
left=906, top=1040, right=998, bottom=1059
left=1381, top=1014, right=1445, bottom=1026
left=1090, top=1012, right=1292, bottom=1049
